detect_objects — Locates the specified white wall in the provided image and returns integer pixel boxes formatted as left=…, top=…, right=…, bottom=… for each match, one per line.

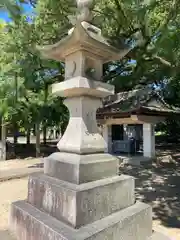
left=143, top=123, right=155, bottom=158
left=102, top=125, right=112, bottom=153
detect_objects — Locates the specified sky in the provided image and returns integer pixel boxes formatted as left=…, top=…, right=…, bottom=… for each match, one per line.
left=0, top=3, right=33, bottom=22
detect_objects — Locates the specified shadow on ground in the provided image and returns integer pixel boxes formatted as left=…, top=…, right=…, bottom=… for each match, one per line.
left=120, top=159, right=180, bottom=229
left=7, top=142, right=58, bottom=160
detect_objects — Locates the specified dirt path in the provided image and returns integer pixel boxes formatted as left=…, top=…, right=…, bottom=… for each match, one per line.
left=0, top=178, right=27, bottom=239
left=0, top=158, right=42, bottom=171
left=0, top=158, right=43, bottom=182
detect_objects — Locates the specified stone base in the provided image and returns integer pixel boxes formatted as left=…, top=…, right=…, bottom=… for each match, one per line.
left=27, top=173, right=135, bottom=228
left=10, top=200, right=152, bottom=240
left=1, top=230, right=171, bottom=240
left=44, top=152, right=118, bottom=184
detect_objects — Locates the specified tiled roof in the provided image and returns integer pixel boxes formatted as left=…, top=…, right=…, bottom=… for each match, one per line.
left=98, top=87, right=180, bottom=115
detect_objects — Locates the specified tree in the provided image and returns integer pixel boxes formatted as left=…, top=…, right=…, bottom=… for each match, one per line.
left=33, top=0, right=180, bottom=140
left=32, top=0, right=180, bottom=89
left=1, top=0, right=180, bottom=158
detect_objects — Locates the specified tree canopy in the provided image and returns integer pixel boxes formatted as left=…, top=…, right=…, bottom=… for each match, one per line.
left=1, top=0, right=180, bottom=145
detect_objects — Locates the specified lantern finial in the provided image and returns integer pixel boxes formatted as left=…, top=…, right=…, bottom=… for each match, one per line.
left=76, top=0, right=94, bottom=22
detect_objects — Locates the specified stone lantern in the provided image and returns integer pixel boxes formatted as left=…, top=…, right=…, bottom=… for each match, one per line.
left=9, top=1, right=170, bottom=239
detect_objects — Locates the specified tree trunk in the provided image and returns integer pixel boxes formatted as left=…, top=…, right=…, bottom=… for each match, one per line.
left=13, top=73, right=18, bottom=144
left=43, top=125, right=47, bottom=144
left=13, top=123, right=18, bottom=144
left=26, top=128, right=31, bottom=145
left=35, top=122, right=40, bottom=158
left=0, top=118, right=6, bottom=161
left=43, top=84, right=48, bottom=145
left=61, top=122, right=68, bottom=135
left=33, top=125, right=36, bottom=136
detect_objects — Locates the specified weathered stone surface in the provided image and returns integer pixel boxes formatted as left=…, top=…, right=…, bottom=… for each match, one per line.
left=38, top=21, right=130, bottom=63
left=76, top=0, right=94, bottom=23
left=57, top=97, right=106, bottom=154
left=44, top=152, right=118, bottom=184
left=57, top=96, right=106, bottom=154
left=10, top=200, right=152, bottom=240
left=52, top=76, right=114, bottom=98
left=27, top=173, right=135, bottom=228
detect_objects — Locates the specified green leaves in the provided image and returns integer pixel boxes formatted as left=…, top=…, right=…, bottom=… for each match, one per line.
left=0, top=1, right=68, bottom=132
left=1, top=0, right=180, bottom=135
left=0, top=0, right=23, bottom=21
